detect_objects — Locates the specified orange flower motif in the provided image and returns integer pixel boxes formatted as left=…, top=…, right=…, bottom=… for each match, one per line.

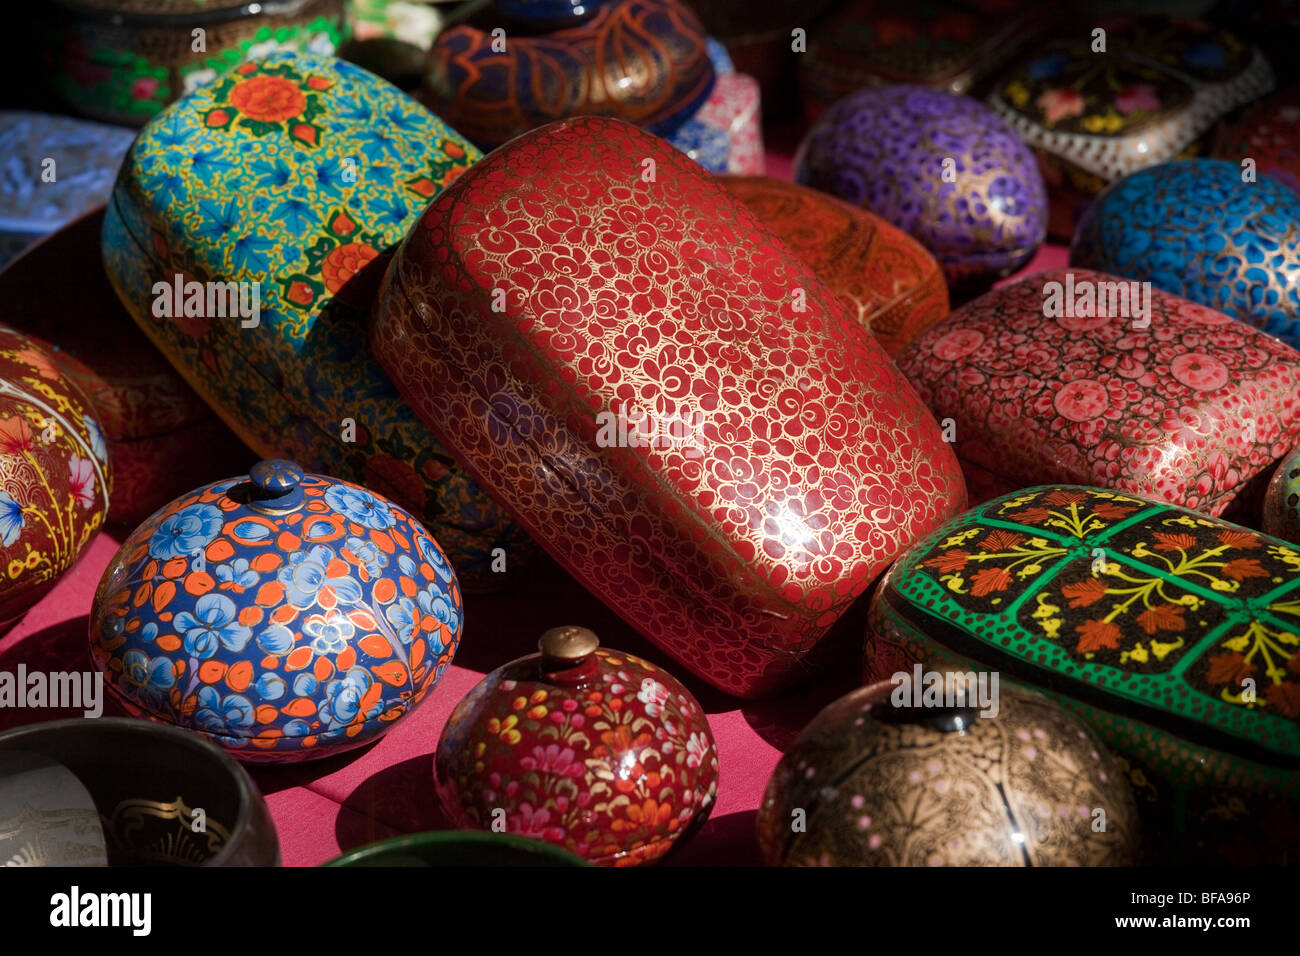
left=228, top=74, right=307, bottom=123
left=0, top=416, right=33, bottom=455
left=321, top=242, right=379, bottom=294
left=14, top=348, right=59, bottom=380
left=486, top=714, right=521, bottom=744
left=1075, top=619, right=1121, bottom=654
left=970, top=566, right=1012, bottom=596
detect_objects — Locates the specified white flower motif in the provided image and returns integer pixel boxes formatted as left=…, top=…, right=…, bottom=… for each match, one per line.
left=182, top=68, right=218, bottom=95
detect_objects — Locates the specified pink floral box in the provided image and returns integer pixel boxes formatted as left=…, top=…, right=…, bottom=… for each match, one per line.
left=895, top=269, right=1300, bottom=518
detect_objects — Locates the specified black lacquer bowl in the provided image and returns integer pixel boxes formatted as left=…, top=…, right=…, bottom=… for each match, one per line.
left=0, top=718, right=279, bottom=866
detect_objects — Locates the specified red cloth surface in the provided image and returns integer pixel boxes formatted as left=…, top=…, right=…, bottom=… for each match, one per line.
left=0, top=138, right=1071, bottom=863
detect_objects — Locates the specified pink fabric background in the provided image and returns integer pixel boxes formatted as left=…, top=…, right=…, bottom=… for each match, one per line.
left=0, top=142, right=1070, bottom=865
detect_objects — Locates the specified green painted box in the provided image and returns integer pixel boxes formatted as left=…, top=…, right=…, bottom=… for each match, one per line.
left=865, top=485, right=1300, bottom=864
left=100, top=52, right=526, bottom=586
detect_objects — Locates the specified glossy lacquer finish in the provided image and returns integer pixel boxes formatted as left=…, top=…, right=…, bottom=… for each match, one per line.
left=1263, top=447, right=1300, bottom=545
left=0, top=718, right=278, bottom=865
left=90, top=459, right=463, bottom=763
left=372, top=117, right=966, bottom=698
left=989, top=17, right=1273, bottom=237
left=721, top=176, right=949, bottom=358
left=794, top=85, right=1047, bottom=290
left=424, top=0, right=715, bottom=150
left=101, top=53, right=525, bottom=587
left=0, top=326, right=112, bottom=627
left=668, top=39, right=763, bottom=176
left=435, top=627, right=718, bottom=865
left=896, top=270, right=1300, bottom=518
left=757, top=679, right=1139, bottom=866
left=50, top=0, right=348, bottom=126
left=864, top=486, right=1300, bottom=864
left=1070, top=160, right=1300, bottom=350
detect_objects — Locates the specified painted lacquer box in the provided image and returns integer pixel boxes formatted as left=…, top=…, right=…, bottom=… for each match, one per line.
left=0, top=113, right=134, bottom=270
left=668, top=40, right=763, bottom=176
left=800, top=0, right=1044, bottom=121
left=794, top=86, right=1047, bottom=292
left=0, top=326, right=112, bottom=627
left=1263, top=447, right=1300, bottom=545
left=1070, top=159, right=1300, bottom=350
left=423, top=0, right=715, bottom=150
left=895, top=269, right=1300, bottom=518
left=1213, top=86, right=1300, bottom=196
left=721, top=176, right=948, bottom=358
left=101, top=52, right=526, bottom=587
left=2, top=208, right=250, bottom=526
left=757, top=677, right=1140, bottom=866
left=372, top=116, right=967, bottom=698
left=48, top=0, right=348, bottom=126
left=90, top=459, right=462, bottom=763
left=435, top=626, right=717, bottom=866
left=864, top=486, right=1300, bottom=864
left=988, top=17, right=1274, bottom=238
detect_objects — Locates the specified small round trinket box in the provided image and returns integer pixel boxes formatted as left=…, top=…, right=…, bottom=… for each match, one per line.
left=757, top=675, right=1140, bottom=866
left=90, top=459, right=463, bottom=763
left=435, top=626, right=719, bottom=866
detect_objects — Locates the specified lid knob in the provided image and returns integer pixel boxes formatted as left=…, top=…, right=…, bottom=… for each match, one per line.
left=539, top=626, right=599, bottom=662
left=247, top=459, right=305, bottom=515
left=538, top=626, right=600, bottom=686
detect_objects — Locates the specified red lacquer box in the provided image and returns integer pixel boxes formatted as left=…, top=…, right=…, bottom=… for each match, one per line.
left=371, top=117, right=965, bottom=698
left=895, top=269, right=1300, bottom=517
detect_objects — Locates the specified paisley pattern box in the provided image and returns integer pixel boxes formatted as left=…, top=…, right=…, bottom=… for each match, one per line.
left=758, top=678, right=1139, bottom=866
left=800, top=0, right=1044, bottom=120
left=896, top=270, right=1300, bottom=517
left=0, top=113, right=134, bottom=270
left=372, top=116, right=966, bottom=698
left=1070, top=159, right=1300, bottom=350
left=90, top=459, right=463, bottom=763
left=0, top=327, right=112, bottom=627
left=48, top=0, right=348, bottom=126
left=423, top=0, right=716, bottom=150
left=988, top=17, right=1274, bottom=237
left=436, top=626, right=718, bottom=865
left=865, top=486, right=1300, bottom=863
left=101, top=52, right=525, bottom=586
left=721, top=176, right=949, bottom=358
left=2, top=208, right=250, bottom=526
left=795, top=85, right=1047, bottom=291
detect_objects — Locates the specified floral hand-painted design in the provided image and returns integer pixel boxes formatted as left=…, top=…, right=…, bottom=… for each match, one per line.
left=864, top=485, right=1300, bottom=861
left=1264, top=447, right=1300, bottom=546
left=896, top=269, right=1300, bottom=517
left=0, top=327, right=113, bottom=625
left=100, top=52, right=530, bottom=588
left=989, top=17, right=1272, bottom=237
left=51, top=1, right=347, bottom=126
left=90, top=463, right=462, bottom=763
left=1071, top=160, right=1300, bottom=349
left=436, top=642, right=718, bottom=865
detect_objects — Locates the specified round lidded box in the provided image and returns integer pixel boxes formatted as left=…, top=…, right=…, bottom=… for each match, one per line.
left=757, top=675, right=1140, bottom=866
left=0, top=324, right=113, bottom=629
left=435, top=626, right=719, bottom=866
left=90, top=459, right=463, bottom=763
